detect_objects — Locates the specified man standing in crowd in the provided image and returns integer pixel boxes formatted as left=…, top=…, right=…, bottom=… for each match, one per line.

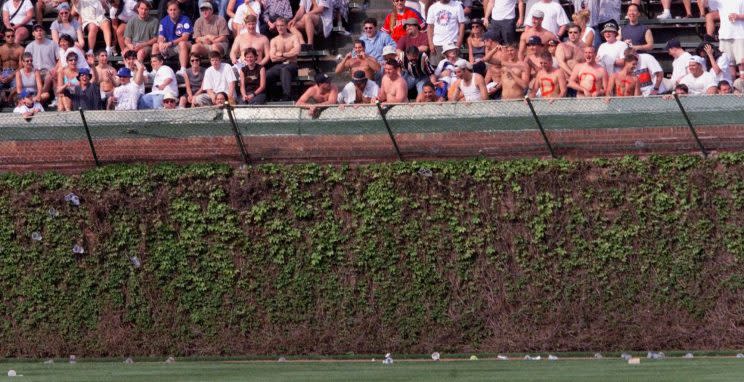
left=335, top=40, right=381, bottom=80
left=518, top=10, right=556, bottom=60
left=426, top=0, right=466, bottom=60
left=667, top=38, right=692, bottom=85
left=153, top=0, right=193, bottom=76
left=524, top=0, right=568, bottom=37
left=606, top=54, right=640, bottom=97
left=531, top=51, right=565, bottom=98
left=484, top=0, right=524, bottom=45
left=338, top=69, right=379, bottom=104
left=717, top=0, right=744, bottom=78
left=596, top=23, right=628, bottom=75
left=555, top=23, right=584, bottom=78
left=379, top=58, right=408, bottom=102
left=359, top=18, right=396, bottom=63
left=499, top=43, right=530, bottom=99
left=568, top=46, right=607, bottom=97
left=452, top=60, right=487, bottom=101
left=267, top=17, right=299, bottom=101
left=625, top=47, right=665, bottom=96
left=124, top=0, right=159, bottom=62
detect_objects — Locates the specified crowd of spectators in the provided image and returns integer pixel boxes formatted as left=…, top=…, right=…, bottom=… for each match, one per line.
left=0, top=0, right=743, bottom=117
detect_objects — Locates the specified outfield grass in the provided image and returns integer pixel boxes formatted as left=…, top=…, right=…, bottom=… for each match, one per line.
left=3, top=358, right=744, bottom=381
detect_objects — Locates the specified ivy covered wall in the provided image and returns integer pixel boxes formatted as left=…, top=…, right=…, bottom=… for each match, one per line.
left=1, top=154, right=743, bottom=357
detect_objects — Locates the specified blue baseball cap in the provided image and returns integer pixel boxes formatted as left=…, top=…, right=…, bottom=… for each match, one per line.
left=20, top=89, right=36, bottom=98
left=117, top=67, right=132, bottom=77
left=78, top=67, right=91, bottom=77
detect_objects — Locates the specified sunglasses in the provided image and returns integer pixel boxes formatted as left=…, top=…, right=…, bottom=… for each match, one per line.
left=67, top=58, right=77, bottom=61
left=164, top=99, right=176, bottom=103
left=363, top=26, right=374, bottom=30
left=191, top=59, right=200, bottom=62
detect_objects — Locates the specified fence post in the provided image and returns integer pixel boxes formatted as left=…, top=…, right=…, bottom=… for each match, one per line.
left=524, top=96, right=557, bottom=159
left=672, top=93, right=708, bottom=158
left=225, top=102, right=251, bottom=165
left=78, top=108, right=100, bottom=167
left=375, top=101, right=403, bottom=161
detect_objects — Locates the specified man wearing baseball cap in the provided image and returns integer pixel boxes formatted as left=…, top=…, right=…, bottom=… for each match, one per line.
left=596, top=22, right=628, bottom=74
left=452, top=60, right=487, bottom=101
left=108, top=63, right=145, bottom=110
left=67, top=67, right=104, bottom=110
left=679, top=55, right=717, bottom=95
left=524, top=0, right=568, bottom=36
left=518, top=8, right=557, bottom=60
left=296, top=72, right=338, bottom=118
left=337, top=69, right=379, bottom=104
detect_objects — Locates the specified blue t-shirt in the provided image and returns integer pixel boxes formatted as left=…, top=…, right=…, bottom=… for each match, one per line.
left=158, top=15, right=193, bottom=42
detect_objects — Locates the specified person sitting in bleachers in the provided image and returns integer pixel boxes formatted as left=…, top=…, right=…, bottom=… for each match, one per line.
left=25, top=24, right=58, bottom=99
left=379, top=57, right=408, bottom=102
left=36, top=0, right=68, bottom=39
left=94, top=48, right=118, bottom=97
left=467, top=18, right=486, bottom=75
left=596, top=23, right=627, bottom=74
left=110, top=0, right=138, bottom=55
left=66, top=67, right=104, bottom=110
left=193, top=1, right=230, bottom=57
left=359, top=18, right=396, bottom=63
left=262, top=0, right=293, bottom=37
left=570, top=9, right=593, bottom=48
left=50, top=3, right=84, bottom=49
left=396, top=17, right=428, bottom=55
left=296, top=72, right=337, bottom=117
left=697, top=42, right=734, bottom=85
left=335, top=40, right=381, bottom=80
left=123, top=0, right=159, bottom=62
left=266, top=17, right=299, bottom=101
left=2, top=0, right=33, bottom=45
left=238, top=47, right=266, bottom=104
left=666, top=38, right=691, bottom=85
left=153, top=0, right=193, bottom=76
left=196, top=50, right=237, bottom=105
left=718, top=79, right=733, bottom=94
left=382, top=0, right=425, bottom=44
left=72, top=0, right=114, bottom=56
left=619, top=4, right=653, bottom=53
left=55, top=51, right=87, bottom=111
left=139, top=53, right=178, bottom=109
left=338, top=69, right=379, bottom=104
left=402, top=45, right=434, bottom=93
left=182, top=53, right=206, bottom=106
left=229, top=14, right=270, bottom=67
left=433, top=42, right=464, bottom=97
left=56, top=34, right=88, bottom=71
left=624, top=47, right=666, bottom=96
left=15, top=52, right=49, bottom=104
left=288, top=0, right=333, bottom=49
left=0, top=28, right=23, bottom=105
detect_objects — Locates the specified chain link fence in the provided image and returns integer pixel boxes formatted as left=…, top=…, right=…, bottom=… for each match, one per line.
left=1, top=95, right=743, bottom=166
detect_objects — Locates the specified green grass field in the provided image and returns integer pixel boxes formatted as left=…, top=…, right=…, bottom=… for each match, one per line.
left=3, top=358, right=744, bottom=381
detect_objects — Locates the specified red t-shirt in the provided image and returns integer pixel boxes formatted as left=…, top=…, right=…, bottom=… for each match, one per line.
left=382, top=7, right=425, bottom=43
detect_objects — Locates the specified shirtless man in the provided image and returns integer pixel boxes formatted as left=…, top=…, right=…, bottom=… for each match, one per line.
left=500, top=43, right=530, bottom=99
left=568, top=46, right=608, bottom=97
left=378, top=58, right=408, bottom=103
left=267, top=17, right=300, bottom=101
left=0, top=29, right=23, bottom=103
left=296, top=73, right=338, bottom=118
left=481, top=31, right=506, bottom=65
left=484, top=60, right=502, bottom=99
left=523, top=35, right=544, bottom=80
left=335, top=40, right=381, bottom=80
left=94, top=49, right=118, bottom=97
left=230, top=15, right=270, bottom=67
left=518, top=10, right=557, bottom=61
left=530, top=51, right=565, bottom=98
left=607, top=54, right=640, bottom=97
left=555, top=23, right=584, bottom=78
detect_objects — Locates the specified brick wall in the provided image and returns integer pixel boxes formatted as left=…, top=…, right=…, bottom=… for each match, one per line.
left=2, top=125, right=743, bottom=172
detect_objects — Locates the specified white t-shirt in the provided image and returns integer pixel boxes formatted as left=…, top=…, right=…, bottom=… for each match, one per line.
left=717, top=0, right=744, bottom=40
left=337, top=80, right=379, bottom=104
left=60, top=47, right=90, bottom=69
left=3, top=0, right=32, bottom=26
left=113, top=81, right=142, bottom=110
left=426, top=1, right=466, bottom=46
left=202, top=62, right=237, bottom=96
left=490, top=0, right=518, bottom=21
left=634, top=53, right=665, bottom=96
left=672, top=51, right=692, bottom=84
left=524, top=1, right=568, bottom=36
left=151, top=65, right=178, bottom=95
left=712, top=52, right=733, bottom=84
left=298, top=0, right=333, bottom=37
left=596, top=40, right=628, bottom=74
left=233, top=1, right=262, bottom=33
left=679, top=71, right=717, bottom=95
left=13, top=102, right=43, bottom=114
